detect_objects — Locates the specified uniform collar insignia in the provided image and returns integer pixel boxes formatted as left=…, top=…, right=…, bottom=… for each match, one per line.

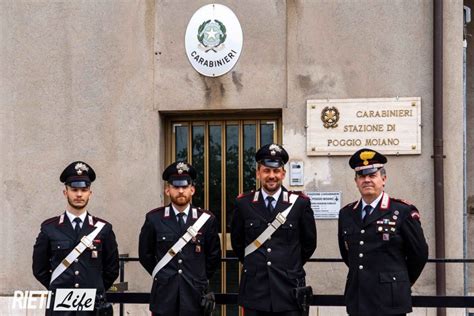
left=88, top=215, right=94, bottom=226
left=164, top=206, right=170, bottom=218
left=59, top=214, right=65, bottom=224
left=192, top=208, right=198, bottom=219
left=380, top=192, right=390, bottom=210
left=283, top=191, right=288, bottom=202
left=253, top=191, right=260, bottom=203
left=353, top=199, right=360, bottom=210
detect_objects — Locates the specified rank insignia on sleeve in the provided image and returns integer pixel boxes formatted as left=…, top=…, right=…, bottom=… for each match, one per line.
left=411, top=211, right=421, bottom=220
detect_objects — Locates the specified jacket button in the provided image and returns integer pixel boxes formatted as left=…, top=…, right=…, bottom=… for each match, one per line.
left=178, top=269, right=183, bottom=274
left=361, top=229, right=365, bottom=234
left=162, top=237, right=166, bottom=240
left=178, top=259, right=183, bottom=264
left=74, top=283, right=79, bottom=288
left=250, top=223, right=253, bottom=226
left=267, top=261, right=272, bottom=266
left=359, top=265, right=363, bottom=270
left=75, top=271, right=79, bottom=275
left=74, top=259, right=79, bottom=263
left=359, top=241, right=364, bottom=245
left=359, top=253, right=363, bottom=258
left=393, top=277, right=397, bottom=281
left=267, top=248, right=271, bottom=253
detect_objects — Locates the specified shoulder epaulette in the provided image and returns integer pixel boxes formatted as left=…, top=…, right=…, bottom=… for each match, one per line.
left=199, top=208, right=215, bottom=217
left=290, top=191, right=310, bottom=200
left=237, top=191, right=254, bottom=199
left=41, top=216, right=60, bottom=226
left=391, top=197, right=414, bottom=206
left=92, top=216, right=110, bottom=225
left=343, top=200, right=358, bottom=209
left=146, top=206, right=165, bottom=215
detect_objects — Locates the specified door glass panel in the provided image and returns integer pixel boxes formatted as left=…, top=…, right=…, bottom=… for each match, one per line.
left=192, top=125, right=205, bottom=208
left=208, top=124, right=222, bottom=298
left=175, top=125, right=188, bottom=161
left=209, top=124, right=222, bottom=233
left=225, top=124, right=239, bottom=233
left=243, top=124, right=256, bottom=192
left=260, top=122, right=275, bottom=146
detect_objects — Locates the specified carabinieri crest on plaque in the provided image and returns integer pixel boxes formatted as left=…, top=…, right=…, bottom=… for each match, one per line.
left=197, top=19, right=227, bottom=52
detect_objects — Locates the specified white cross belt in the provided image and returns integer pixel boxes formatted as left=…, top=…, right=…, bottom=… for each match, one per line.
left=50, top=221, right=106, bottom=284
left=244, top=194, right=298, bottom=257
left=152, top=212, right=211, bottom=279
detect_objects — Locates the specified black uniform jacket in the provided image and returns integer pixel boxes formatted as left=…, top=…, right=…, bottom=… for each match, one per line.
left=32, top=212, right=119, bottom=310
left=338, top=192, right=428, bottom=316
left=139, top=204, right=221, bottom=315
left=230, top=187, right=317, bottom=312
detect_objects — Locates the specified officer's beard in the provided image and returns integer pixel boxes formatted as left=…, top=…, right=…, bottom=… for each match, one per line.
left=67, top=196, right=89, bottom=210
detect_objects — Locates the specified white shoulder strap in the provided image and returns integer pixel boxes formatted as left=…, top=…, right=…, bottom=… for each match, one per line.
left=152, top=212, right=211, bottom=278
left=50, top=221, right=106, bottom=284
left=245, top=193, right=298, bottom=257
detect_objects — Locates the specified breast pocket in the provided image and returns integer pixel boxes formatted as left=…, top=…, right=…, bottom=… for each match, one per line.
left=244, top=219, right=261, bottom=240
left=156, top=233, right=177, bottom=252
left=51, top=240, right=72, bottom=251
left=341, top=227, right=357, bottom=243
left=281, top=220, right=297, bottom=242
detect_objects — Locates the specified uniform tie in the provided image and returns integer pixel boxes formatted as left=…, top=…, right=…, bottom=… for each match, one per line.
left=177, top=212, right=186, bottom=233
left=362, top=205, right=373, bottom=223
left=73, top=217, right=82, bottom=237
left=266, top=196, right=275, bottom=214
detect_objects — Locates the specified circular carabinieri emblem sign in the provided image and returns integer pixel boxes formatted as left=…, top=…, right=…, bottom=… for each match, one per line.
left=185, top=4, right=243, bottom=77
left=320, top=106, right=340, bottom=128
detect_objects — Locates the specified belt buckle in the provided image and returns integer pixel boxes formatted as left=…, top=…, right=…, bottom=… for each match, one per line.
left=80, top=236, right=92, bottom=248
left=275, top=213, right=286, bottom=225
left=187, top=226, right=197, bottom=237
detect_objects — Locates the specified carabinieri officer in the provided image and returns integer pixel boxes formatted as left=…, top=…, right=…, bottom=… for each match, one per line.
left=139, top=161, right=221, bottom=316
left=338, top=148, right=428, bottom=316
left=231, top=143, right=317, bottom=316
left=32, top=161, right=119, bottom=315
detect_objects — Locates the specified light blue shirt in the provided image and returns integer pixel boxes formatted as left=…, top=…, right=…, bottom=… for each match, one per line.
left=65, top=210, right=87, bottom=229
left=261, top=187, right=282, bottom=209
left=172, top=204, right=190, bottom=223
left=361, top=192, right=384, bottom=219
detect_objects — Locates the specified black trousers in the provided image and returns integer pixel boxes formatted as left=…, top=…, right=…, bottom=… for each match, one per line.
left=349, top=314, right=406, bottom=316
left=244, top=309, right=303, bottom=316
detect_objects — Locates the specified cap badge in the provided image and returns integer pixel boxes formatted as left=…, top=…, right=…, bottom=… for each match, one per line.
left=359, top=151, right=376, bottom=166
left=74, top=162, right=89, bottom=175
left=176, top=162, right=190, bottom=174
left=269, top=144, right=282, bottom=156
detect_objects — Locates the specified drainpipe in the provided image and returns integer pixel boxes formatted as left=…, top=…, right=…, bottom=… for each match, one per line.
left=463, top=5, right=471, bottom=311
left=433, top=1, right=446, bottom=316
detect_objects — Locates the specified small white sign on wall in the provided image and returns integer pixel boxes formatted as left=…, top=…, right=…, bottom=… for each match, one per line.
left=306, top=191, right=341, bottom=219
